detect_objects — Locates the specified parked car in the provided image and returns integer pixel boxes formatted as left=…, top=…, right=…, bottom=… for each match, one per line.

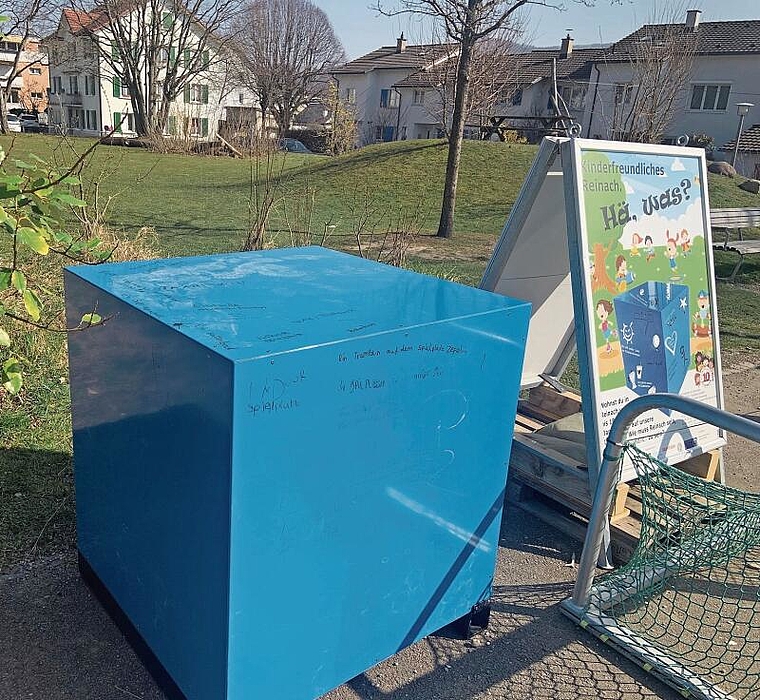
left=20, top=113, right=45, bottom=133
left=6, top=114, right=21, bottom=133
left=277, top=137, right=314, bottom=154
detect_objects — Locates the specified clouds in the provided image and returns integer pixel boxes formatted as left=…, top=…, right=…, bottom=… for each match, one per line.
left=618, top=200, right=705, bottom=250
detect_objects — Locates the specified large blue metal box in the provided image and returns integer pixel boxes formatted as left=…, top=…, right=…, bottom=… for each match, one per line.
left=64, top=247, right=530, bottom=700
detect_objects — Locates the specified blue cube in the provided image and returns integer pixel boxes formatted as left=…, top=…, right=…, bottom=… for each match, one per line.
left=613, top=281, right=690, bottom=395
left=64, top=247, right=530, bottom=700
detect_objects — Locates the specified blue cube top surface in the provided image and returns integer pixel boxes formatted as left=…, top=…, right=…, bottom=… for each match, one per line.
left=66, top=247, right=528, bottom=361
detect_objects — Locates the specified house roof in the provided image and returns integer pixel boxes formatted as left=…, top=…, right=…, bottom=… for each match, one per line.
left=332, top=43, right=456, bottom=75
left=722, top=124, right=760, bottom=153
left=61, top=8, right=111, bottom=35
left=393, top=46, right=603, bottom=89
left=602, top=19, right=760, bottom=61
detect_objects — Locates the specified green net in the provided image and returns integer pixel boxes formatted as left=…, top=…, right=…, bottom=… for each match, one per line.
left=582, top=444, right=760, bottom=699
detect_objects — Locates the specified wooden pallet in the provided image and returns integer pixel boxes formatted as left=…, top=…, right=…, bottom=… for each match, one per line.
left=507, top=383, right=721, bottom=564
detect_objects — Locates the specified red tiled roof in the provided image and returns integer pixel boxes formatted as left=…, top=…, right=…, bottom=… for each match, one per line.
left=62, top=8, right=110, bottom=34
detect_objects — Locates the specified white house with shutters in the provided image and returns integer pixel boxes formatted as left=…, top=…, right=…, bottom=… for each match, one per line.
left=45, top=8, right=255, bottom=140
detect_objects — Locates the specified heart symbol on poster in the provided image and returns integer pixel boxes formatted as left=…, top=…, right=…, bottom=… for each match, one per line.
left=665, top=331, right=677, bottom=356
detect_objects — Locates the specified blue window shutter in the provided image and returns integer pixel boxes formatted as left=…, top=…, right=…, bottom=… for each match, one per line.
left=183, top=84, right=191, bottom=103
left=380, top=89, right=389, bottom=108
left=202, top=84, right=209, bottom=104
left=113, top=112, right=121, bottom=133
left=201, top=118, right=208, bottom=138
left=112, top=75, right=120, bottom=97
left=168, top=115, right=176, bottom=135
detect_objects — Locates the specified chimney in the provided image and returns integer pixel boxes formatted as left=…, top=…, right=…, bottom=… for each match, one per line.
left=559, top=33, right=574, bottom=59
left=396, top=33, right=407, bottom=54
left=686, top=9, right=701, bottom=31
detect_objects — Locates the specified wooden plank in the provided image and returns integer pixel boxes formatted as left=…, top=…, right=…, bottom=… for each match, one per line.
left=527, top=383, right=583, bottom=420
left=610, top=482, right=631, bottom=524
left=514, top=411, right=545, bottom=432
left=674, top=450, right=721, bottom=481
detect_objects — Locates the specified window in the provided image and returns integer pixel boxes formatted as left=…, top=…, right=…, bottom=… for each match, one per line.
left=69, top=75, right=79, bottom=95
left=112, top=76, right=129, bottom=98
left=85, top=109, right=98, bottom=130
left=9, top=88, right=19, bottom=103
left=511, top=88, right=523, bottom=106
left=52, top=76, right=63, bottom=94
left=29, top=67, right=41, bottom=75
left=561, top=85, right=586, bottom=110
left=238, top=92, right=244, bottom=104
left=83, top=39, right=94, bottom=59
left=158, top=48, right=169, bottom=65
left=188, top=116, right=209, bottom=137
left=614, top=84, right=633, bottom=105
left=0, top=41, right=20, bottom=52
left=113, top=111, right=134, bottom=133
left=380, top=89, right=399, bottom=108
left=184, top=83, right=209, bottom=104
left=84, top=75, right=97, bottom=96
left=344, top=87, right=355, bottom=104
left=375, top=125, right=382, bottom=140
left=413, top=89, right=425, bottom=105
left=690, top=84, right=730, bottom=111
left=31, top=91, right=43, bottom=99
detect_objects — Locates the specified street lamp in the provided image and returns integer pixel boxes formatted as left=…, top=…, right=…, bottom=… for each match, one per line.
left=732, top=102, right=754, bottom=168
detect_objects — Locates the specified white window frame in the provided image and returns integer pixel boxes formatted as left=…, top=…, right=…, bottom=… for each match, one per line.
left=189, top=116, right=201, bottom=136
left=413, top=89, right=425, bottom=105
left=345, top=87, right=356, bottom=104
left=29, top=66, right=41, bottom=75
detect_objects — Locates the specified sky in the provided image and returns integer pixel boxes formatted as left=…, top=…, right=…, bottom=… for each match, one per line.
left=311, top=1, right=759, bottom=60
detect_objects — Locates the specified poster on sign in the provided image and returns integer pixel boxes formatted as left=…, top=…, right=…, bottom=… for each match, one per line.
left=563, top=139, right=725, bottom=480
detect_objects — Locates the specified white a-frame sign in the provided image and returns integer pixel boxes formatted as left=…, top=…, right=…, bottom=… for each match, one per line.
left=483, top=137, right=726, bottom=484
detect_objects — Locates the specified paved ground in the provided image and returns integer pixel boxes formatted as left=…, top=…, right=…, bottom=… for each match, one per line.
left=1, top=359, right=757, bottom=700
left=0, top=506, right=681, bottom=700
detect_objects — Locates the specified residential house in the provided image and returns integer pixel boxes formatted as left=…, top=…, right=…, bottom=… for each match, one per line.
left=0, top=36, right=49, bottom=114
left=331, top=35, right=456, bottom=146
left=46, top=7, right=256, bottom=140
left=332, top=34, right=602, bottom=146
left=583, top=10, right=760, bottom=169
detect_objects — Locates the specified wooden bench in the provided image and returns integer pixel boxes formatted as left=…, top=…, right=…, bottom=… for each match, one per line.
left=711, top=208, right=760, bottom=281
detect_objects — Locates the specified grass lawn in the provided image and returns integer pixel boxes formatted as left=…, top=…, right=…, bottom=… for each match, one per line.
left=1, top=134, right=759, bottom=570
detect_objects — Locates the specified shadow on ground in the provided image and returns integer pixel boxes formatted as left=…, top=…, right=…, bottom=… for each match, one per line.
left=0, top=503, right=681, bottom=700
left=0, top=447, right=75, bottom=571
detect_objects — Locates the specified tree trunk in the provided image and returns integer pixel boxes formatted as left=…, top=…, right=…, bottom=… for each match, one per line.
left=436, top=31, right=474, bottom=239
left=592, top=242, right=616, bottom=293
left=0, top=90, right=8, bottom=135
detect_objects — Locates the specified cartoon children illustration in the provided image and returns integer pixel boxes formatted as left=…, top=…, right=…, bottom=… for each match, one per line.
left=665, top=233, right=679, bottom=275
left=644, top=235, right=656, bottom=262
left=630, top=233, right=643, bottom=257
left=680, top=229, right=691, bottom=255
left=694, top=289, right=711, bottom=336
left=615, top=255, right=635, bottom=292
left=596, top=299, right=617, bottom=354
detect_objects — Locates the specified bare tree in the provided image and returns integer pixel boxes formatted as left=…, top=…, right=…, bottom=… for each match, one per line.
left=376, top=0, right=592, bottom=239
left=233, top=0, right=345, bottom=135
left=423, top=27, right=521, bottom=138
left=70, top=0, right=243, bottom=137
left=603, top=3, right=695, bottom=143
left=0, top=1, right=61, bottom=133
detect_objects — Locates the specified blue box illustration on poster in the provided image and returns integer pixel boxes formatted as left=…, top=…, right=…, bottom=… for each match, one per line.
left=613, top=281, right=690, bottom=396
left=63, top=247, right=530, bottom=700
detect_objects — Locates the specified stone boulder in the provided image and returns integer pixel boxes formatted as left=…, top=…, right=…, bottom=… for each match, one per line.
left=739, top=179, right=760, bottom=194
left=707, top=161, right=737, bottom=178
